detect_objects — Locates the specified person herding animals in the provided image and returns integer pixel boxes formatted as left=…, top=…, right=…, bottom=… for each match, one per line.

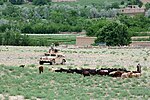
left=137, top=63, right=141, bottom=73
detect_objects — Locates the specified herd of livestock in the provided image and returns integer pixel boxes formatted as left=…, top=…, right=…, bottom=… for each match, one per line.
left=38, top=64, right=142, bottom=78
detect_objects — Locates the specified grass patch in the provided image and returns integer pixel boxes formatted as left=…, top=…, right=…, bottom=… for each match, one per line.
left=0, top=65, right=150, bottom=99
left=29, top=34, right=81, bottom=45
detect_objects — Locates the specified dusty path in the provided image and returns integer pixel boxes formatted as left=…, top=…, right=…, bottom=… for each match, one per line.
left=0, top=46, right=150, bottom=68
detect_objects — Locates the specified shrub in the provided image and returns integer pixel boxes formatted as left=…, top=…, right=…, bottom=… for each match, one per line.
left=33, top=0, right=49, bottom=5
left=9, top=0, right=24, bottom=5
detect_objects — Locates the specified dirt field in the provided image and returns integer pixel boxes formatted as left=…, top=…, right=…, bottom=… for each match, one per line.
left=0, top=46, right=150, bottom=69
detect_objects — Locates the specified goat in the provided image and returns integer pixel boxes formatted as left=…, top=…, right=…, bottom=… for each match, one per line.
left=39, top=66, right=44, bottom=74
left=131, top=73, right=141, bottom=78
left=121, top=72, right=132, bottom=78
left=121, top=71, right=142, bottom=78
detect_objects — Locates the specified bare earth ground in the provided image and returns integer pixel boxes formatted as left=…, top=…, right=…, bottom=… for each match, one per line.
left=0, top=46, right=150, bottom=69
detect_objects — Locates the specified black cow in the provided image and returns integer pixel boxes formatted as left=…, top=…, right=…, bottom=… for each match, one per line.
left=19, top=65, right=25, bottom=68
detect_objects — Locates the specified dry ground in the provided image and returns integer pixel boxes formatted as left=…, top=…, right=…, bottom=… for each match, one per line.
left=0, top=46, right=150, bottom=69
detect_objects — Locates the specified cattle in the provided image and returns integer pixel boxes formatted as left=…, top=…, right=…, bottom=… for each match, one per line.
left=97, top=69, right=109, bottom=76
left=74, top=69, right=83, bottom=74
left=131, top=73, right=141, bottom=78
left=121, top=72, right=141, bottom=78
left=39, top=66, right=44, bottom=74
left=82, top=70, right=90, bottom=77
left=19, top=65, right=25, bottom=68
left=52, top=66, right=142, bottom=78
left=109, top=71, right=124, bottom=77
left=82, top=69, right=90, bottom=77
left=121, top=72, right=132, bottom=78
left=89, top=69, right=97, bottom=75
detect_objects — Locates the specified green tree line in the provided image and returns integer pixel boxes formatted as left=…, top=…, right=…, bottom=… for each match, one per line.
left=0, top=30, right=59, bottom=46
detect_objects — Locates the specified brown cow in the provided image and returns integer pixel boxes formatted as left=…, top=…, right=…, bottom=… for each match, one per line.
left=109, top=71, right=124, bottom=77
left=82, top=69, right=90, bottom=77
left=39, top=66, right=44, bottom=74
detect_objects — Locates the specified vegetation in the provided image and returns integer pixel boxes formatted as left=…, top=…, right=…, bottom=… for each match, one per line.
left=127, top=0, right=143, bottom=7
left=0, top=0, right=150, bottom=46
left=9, top=0, right=24, bottom=5
left=95, top=22, right=131, bottom=46
left=145, top=3, right=150, bottom=10
left=33, top=0, right=49, bottom=5
left=0, top=33, right=78, bottom=46
left=86, top=19, right=111, bottom=37
left=29, top=34, right=78, bottom=46
left=0, top=29, right=30, bottom=46
left=0, top=65, right=150, bottom=99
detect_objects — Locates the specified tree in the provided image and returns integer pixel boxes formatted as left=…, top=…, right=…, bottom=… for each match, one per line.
left=9, top=0, right=24, bottom=5
left=111, top=2, right=120, bottom=9
left=95, top=22, right=131, bottom=46
left=120, top=1, right=125, bottom=5
left=89, top=7, right=99, bottom=18
left=86, top=19, right=110, bottom=36
left=0, top=34, right=3, bottom=45
left=127, top=0, right=143, bottom=8
left=33, top=0, right=49, bottom=5
left=21, top=34, right=30, bottom=46
left=0, top=0, right=4, bottom=5
left=145, top=9, right=150, bottom=17
left=3, top=29, right=15, bottom=45
left=145, top=3, right=150, bottom=10
left=2, top=29, right=30, bottom=46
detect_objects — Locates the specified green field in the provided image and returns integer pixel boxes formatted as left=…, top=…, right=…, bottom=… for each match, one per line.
left=53, top=0, right=126, bottom=6
left=0, top=65, right=150, bottom=99
left=29, top=34, right=82, bottom=45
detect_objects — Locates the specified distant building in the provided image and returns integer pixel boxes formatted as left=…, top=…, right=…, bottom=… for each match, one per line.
left=76, top=36, right=97, bottom=46
left=140, top=0, right=150, bottom=4
left=130, top=41, right=150, bottom=47
left=119, top=5, right=145, bottom=16
left=52, top=0, right=76, bottom=2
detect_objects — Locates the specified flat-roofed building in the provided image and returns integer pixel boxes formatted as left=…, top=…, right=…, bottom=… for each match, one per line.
left=76, top=36, right=97, bottom=46
left=119, top=5, right=145, bottom=16
left=140, top=0, right=150, bottom=4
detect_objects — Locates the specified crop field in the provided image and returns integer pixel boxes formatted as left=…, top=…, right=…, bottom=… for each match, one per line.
left=29, top=34, right=82, bottom=45
left=53, top=0, right=126, bottom=7
left=0, top=46, right=150, bottom=99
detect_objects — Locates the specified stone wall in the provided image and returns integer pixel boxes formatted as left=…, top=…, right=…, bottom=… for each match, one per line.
left=130, top=41, right=150, bottom=47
